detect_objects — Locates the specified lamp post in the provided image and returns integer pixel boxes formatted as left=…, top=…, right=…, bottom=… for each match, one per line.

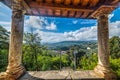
left=74, top=50, right=77, bottom=71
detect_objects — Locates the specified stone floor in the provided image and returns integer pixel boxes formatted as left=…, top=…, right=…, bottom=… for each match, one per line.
left=18, top=70, right=104, bottom=80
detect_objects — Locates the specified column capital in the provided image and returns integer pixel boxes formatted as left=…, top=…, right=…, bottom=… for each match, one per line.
left=91, top=6, right=116, bottom=19
left=12, top=0, right=26, bottom=15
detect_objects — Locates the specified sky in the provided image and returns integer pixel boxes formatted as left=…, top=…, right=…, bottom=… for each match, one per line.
left=0, top=2, right=120, bottom=43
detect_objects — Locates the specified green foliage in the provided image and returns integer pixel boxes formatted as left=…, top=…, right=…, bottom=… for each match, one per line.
left=22, top=32, right=70, bottom=71
left=110, top=36, right=120, bottom=59
left=45, top=41, right=97, bottom=51
left=23, top=32, right=42, bottom=71
left=66, top=45, right=87, bottom=69
left=51, top=56, right=60, bottom=70
left=0, top=25, right=9, bottom=49
left=0, top=25, right=9, bottom=72
left=80, top=53, right=98, bottom=70
left=0, top=49, right=8, bottom=71
left=110, top=58, right=120, bottom=77
left=61, top=54, right=69, bottom=67
left=38, top=56, right=53, bottom=70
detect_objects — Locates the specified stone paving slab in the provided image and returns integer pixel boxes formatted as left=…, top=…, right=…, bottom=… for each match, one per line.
left=19, top=70, right=104, bottom=80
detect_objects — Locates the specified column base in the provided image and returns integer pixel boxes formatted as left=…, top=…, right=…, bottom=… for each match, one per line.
left=0, top=65, right=26, bottom=80
left=94, top=64, right=117, bottom=80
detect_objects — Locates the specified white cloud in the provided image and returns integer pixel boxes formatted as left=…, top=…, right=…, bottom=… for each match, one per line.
left=109, top=14, right=114, bottom=20
left=0, top=21, right=11, bottom=31
left=35, top=26, right=97, bottom=43
left=35, top=30, right=66, bottom=43
left=25, top=16, right=47, bottom=29
left=25, top=16, right=57, bottom=30
left=1, top=16, right=120, bottom=43
left=46, top=22, right=57, bottom=30
left=35, top=20, right=120, bottom=43
left=0, top=3, right=2, bottom=7
left=109, top=21, right=120, bottom=37
left=0, top=2, right=4, bottom=7
left=0, top=21, right=11, bottom=25
left=64, top=26, right=97, bottom=41
left=72, top=20, right=78, bottom=24
left=0, top=21, right=31, bottom=32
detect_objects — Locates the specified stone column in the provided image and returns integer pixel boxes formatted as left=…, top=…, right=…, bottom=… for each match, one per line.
left=92, top=7, right=117, bottom=80
left=97, top=14, right=110, bottom=68
left=1, top=0, right=26, bottom=79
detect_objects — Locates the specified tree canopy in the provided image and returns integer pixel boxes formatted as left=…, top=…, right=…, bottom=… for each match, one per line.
left=0, top=25, right=9, bottom=49
left=0, top=25, right=9, bottom=71
left=110, top=36, right=120, bottom=59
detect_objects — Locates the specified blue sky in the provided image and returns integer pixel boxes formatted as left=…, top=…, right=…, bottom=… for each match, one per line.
left=0, top=2, right=120, bottom=43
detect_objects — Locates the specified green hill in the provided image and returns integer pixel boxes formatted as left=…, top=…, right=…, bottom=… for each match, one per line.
left=43, top=40, right=97, bottom=51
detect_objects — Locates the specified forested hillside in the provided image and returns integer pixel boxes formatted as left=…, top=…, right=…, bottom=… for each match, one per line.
left=0, top=25, right=120, bottom=78
left=44, top=40, right=97, bottom=51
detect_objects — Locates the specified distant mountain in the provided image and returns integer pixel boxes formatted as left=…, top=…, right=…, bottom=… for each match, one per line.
left=43, top=40, right=97, bottom=51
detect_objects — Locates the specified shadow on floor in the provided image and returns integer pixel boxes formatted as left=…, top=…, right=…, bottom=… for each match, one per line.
left=18, top=72, right=44, bottom=80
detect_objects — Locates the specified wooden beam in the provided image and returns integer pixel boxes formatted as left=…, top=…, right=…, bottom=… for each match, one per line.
left=29, top=1, right=94, bottom=12
left=22, top=0, right=32, bottom=14
left=0, top=0, right=12, bottom=8
left=64, top=0, right=72, bottom=5
left=62, top=10, right=68, bottom=17
left=75, top=11, right=82, bottom=18
left=31, top=8, right=39, bottom=15
left=54, top=0, right=64, bottom=4
left=38, top=8, right=47, bottom=16
left=81, top=0, right=90, bottom=7
left=54, top=9, right=61, bottom=16
left=72, top=0, right=80, bottom=6
left=89, top=0, right=99, bottom=7
left=69, top=10, right=75, bottom=17
left=81, top=12, right=90, bottom=18
left=47, top=9, right=53, bottom=16
left=111, top=0, right=119, bottom=4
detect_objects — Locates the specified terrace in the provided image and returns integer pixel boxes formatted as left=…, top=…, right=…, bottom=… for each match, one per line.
left=0, top=0, right=120, bottom=80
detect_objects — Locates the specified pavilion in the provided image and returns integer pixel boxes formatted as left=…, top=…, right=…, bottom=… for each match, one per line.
left=0, top=0, right=120, bottom=80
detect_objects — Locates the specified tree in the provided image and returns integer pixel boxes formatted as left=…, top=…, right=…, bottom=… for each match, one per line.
left=109, top=36, right=120, bottom=78
left=110, top=58, right=120, bottom=77
left=80, top=53, right=98, bottom=70
left=0, top=25, right=9, bottom=71
left=23, top=32, right=42, bottom=71
left=109, top=36, right=120, bottom=59
left=0, top=25, right=9, bottom=49
left=67, top=45, right=86, bottom=69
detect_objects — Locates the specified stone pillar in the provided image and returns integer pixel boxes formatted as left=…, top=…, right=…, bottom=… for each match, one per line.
left=0, top=0, right=26, bottom=79
left=92, top=7, right=117, bottom=80
left=97, top=14, right=110, bottom=68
